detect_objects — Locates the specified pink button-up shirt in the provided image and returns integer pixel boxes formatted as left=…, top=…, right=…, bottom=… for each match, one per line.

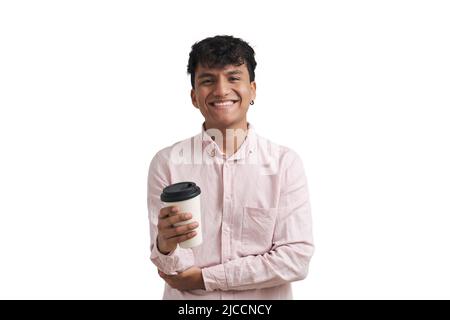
left=147, top=124, right=314, bottom=299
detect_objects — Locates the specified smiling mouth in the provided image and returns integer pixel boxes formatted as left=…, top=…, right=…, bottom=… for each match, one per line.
left=209, top=100, right=239, bottom=108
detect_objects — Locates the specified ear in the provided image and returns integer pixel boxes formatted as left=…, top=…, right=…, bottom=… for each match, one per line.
left=250, top=81, right=257, bottom=101
left=190, top=89, right=199, bottom=109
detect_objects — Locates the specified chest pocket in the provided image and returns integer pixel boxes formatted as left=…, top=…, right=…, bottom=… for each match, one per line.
left=241, top=206, right=278, bottom=255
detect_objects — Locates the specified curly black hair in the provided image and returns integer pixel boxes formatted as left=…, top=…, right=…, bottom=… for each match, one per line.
left=187, top=35, right=257, bottom=89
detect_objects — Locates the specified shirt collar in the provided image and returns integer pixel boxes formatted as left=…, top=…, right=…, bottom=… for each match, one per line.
left=200, top=122, right=256, bottom=161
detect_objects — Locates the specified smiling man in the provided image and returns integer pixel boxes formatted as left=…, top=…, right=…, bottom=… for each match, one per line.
left=147, top=35, right=314, bottom=299
left=193, top=63, right=254, bottom=134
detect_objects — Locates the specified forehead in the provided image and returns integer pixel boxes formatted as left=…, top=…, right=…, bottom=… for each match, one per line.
left=195, top=63, right=249, bottom=78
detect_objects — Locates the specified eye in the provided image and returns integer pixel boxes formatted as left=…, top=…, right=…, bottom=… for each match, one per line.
left=230, top=77, right=240, bottom=81
left=201, top=79, right=212, bottom=84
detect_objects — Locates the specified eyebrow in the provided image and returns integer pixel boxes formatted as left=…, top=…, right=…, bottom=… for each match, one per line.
left=197, top=70, right=243, bottom=79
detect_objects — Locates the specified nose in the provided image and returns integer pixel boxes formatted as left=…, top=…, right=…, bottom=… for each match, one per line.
left=212, top=77, right=231, bottom=97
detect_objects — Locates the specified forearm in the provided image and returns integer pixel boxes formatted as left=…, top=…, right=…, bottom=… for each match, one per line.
left=202, top=242, right=313, bottom=291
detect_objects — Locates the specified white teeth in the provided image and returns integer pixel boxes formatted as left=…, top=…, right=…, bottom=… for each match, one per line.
left=212, top=101, right=235, bottom=107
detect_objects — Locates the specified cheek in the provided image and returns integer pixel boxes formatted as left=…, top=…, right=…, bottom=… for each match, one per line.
left=197, top=90, right=209, bottom=103
left=238, top=88, right=252, bottom=101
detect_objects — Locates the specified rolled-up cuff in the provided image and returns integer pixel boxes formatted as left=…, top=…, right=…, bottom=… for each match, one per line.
left=150, top=244, right=194, bottom=275
left=201, top=264, right=228, bottom=291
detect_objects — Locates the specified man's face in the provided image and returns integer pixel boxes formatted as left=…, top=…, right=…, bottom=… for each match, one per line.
left=190, top=63, right=256, bottom=130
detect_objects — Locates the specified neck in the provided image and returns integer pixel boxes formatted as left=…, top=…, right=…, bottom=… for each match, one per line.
left=204, top=121, right=249, bottom=157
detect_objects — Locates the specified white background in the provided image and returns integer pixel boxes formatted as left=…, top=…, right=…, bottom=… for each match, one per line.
left=1, top=0, right=449, bottom=299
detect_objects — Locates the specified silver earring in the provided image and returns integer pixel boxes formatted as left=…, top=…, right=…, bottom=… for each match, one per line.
left=250, top=100, right=254, bottom=105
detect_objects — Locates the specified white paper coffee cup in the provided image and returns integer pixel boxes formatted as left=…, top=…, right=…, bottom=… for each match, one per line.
left=160, top=182, right=202, bottom=248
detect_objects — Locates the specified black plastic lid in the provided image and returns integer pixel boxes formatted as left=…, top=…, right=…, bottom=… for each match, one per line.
left=160, top=182, right=201, bottom=202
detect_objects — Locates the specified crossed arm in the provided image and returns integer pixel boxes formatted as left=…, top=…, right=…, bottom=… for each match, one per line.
left=148, top=151, right=313, bottom=292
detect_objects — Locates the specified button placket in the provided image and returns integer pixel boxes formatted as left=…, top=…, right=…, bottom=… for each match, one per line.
left=221, top=161, right=227, bottom=263
left=221, top=160, right=233, bottom=264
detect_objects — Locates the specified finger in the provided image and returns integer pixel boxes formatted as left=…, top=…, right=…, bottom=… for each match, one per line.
left=158, top=207, right=170, bottom=219
left=167, top=211, right=178, bottom=217
left=160, top=212, right=193, bottom=229
left=158, top=270, right=171, bottom=279
left=168, top=212, right=193, bottom=226
left=164, top=222, right=199, bottom=239
left=158, top=270, right=166, bottom=278
left=166, top=231, right=197, bottom=243
left=159, top=206, right=179, bottom=219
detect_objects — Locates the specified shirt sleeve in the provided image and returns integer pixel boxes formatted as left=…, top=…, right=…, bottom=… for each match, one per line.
left=202, top=150, right=314, bottom=291
left=147, top=151, right=195, bottom=275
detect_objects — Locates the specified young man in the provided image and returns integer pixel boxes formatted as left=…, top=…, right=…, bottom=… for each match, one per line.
left=147, top=35, right=314, bottom=299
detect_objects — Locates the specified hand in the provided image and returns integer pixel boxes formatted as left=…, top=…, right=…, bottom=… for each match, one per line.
left=158, top=267, right=205, bottom=291
left=157, top=206, right=199, bottom=254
